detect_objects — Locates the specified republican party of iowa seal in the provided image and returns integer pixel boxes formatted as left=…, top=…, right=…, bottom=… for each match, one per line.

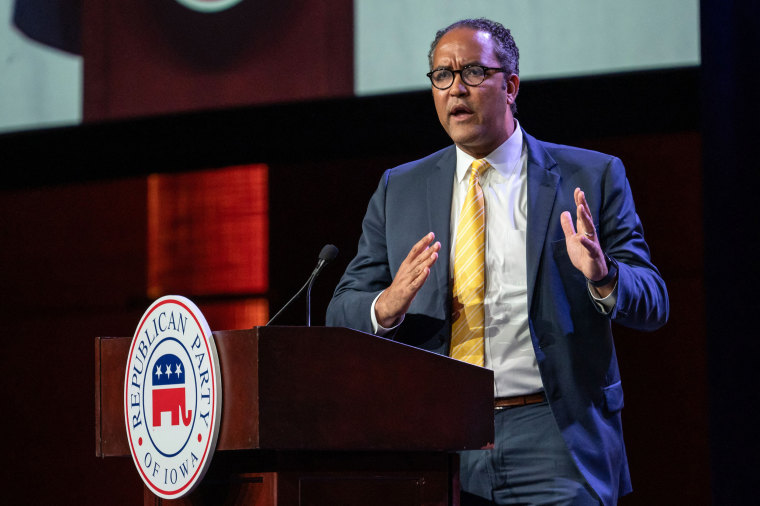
left=124, top=296, right=222, bottom=498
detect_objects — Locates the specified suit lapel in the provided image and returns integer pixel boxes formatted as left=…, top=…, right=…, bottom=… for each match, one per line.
left=524, top=132, right=560, bottom=312
left=428, top=147, right=456, bottom=308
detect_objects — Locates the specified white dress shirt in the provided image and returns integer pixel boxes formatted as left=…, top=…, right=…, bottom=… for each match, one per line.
left=449, top=124, right=543, bottom=397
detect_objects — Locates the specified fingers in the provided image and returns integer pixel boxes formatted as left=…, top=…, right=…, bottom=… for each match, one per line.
left=573, top=188, right=604, bottom=259
left=574, top=188, right=597, bottom=240
left=406, top=233, right=439, bottom=270
left=407, top=232, right=436, bottom=259
left=577, top=235, right=600, bottom=255
left=402, top=233, right=440, bottom=288
left=375, top=232, right=440, bottom=327
left=560, top=210, right=576, bottom=239
left=407, top=256, right=435, bottom=291
left=407, top=232, right=440, bottom=265
left=563, top=188, right=607, bottom=279
left=565, top=189, right=597, bottom=241
left=562, top=208, right=595, bottom=252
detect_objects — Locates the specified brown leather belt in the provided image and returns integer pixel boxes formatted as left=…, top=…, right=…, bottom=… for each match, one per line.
left=494, top=392, right=546, bottom=409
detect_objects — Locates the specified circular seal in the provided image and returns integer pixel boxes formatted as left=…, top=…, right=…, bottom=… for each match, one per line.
left=174, top=0, right=244, bottom=13
left=124, top=296, right=222, bottom=499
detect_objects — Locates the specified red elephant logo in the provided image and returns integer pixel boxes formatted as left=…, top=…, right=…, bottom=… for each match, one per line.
left=152, top=354, right=192, bottom=427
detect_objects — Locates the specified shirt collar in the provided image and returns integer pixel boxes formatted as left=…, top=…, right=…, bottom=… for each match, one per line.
left=455, top=119, right=524, bottom=183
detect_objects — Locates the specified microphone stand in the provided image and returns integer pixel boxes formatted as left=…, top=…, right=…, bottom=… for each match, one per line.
left=265, top=245, right=338, bottom=327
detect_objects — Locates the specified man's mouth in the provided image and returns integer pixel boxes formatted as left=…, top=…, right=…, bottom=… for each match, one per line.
left=450, top=104, right=474, bottom=119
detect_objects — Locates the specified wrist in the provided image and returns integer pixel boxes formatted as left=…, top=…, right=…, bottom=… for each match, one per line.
left=374, top=293, right=400, bottom=328
left=587, top=253, right=618, bottom=287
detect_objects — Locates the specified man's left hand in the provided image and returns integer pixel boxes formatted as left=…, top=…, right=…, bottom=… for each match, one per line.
left=560, top=187, right=615, bottom=297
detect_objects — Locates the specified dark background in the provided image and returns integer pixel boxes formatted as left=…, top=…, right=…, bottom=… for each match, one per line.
left=1, top=0, right=758, bottom=503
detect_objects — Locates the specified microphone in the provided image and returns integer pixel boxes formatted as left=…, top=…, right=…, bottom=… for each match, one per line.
left=266, top=244, right=339, bottom=327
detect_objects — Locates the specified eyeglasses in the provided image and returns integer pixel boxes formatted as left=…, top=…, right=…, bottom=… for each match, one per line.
left=426, top=65, right=507, bottom=90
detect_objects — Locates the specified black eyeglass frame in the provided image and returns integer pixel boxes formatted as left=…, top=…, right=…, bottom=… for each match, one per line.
left=426, top=64, right=508, bottom=90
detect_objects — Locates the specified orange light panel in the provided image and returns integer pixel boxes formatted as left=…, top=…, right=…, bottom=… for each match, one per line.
left=147, top=164, right=268, bottom=299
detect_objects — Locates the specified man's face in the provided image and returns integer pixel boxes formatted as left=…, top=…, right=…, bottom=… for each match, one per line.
left=431, top=28, right=518, bottom=158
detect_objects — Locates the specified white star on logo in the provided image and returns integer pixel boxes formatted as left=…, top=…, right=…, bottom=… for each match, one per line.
left=155, top=365, right=162, bottom=379
left=165, top=364, right=172, bottom=376
left=175, top=363, right=182, bottom=377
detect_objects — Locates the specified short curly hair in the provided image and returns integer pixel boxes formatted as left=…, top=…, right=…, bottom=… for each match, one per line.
left=428, top=18, right=520, bottom=113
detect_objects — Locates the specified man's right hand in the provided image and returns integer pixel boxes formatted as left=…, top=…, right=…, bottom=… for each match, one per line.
left=374, top=232, right=441, bottom=328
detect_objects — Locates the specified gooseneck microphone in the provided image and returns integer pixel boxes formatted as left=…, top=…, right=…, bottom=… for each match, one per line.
left=266, top=244, right=339, bottom=327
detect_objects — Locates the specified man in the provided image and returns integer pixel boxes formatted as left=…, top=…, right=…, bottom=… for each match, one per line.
left=326, top=18, right=668, bottom=506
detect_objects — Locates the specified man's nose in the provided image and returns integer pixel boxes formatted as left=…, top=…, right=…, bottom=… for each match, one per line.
left=449, top=73, right=468, bottom=96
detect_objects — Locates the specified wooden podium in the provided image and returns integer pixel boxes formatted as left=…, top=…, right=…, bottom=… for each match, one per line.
left=95, top=326, right=494, bottom=505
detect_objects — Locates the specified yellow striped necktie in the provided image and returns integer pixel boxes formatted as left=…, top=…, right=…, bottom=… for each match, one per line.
left=450, top=159, right=489, bottom=366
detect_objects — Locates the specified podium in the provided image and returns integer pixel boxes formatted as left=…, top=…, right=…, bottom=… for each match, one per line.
left=95, top=326, right=494, bottom=505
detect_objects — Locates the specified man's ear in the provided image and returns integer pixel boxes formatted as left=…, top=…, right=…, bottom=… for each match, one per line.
left=506, top=73, right=520, bottom=105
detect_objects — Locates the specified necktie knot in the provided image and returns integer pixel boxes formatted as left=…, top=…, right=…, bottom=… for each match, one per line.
left=470, top=159, right=490, bottom=183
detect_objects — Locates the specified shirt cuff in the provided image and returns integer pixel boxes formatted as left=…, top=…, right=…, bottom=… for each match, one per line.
left=370, top=291, right=405, bottom=335
left=588, top=280, right=618, bottom=314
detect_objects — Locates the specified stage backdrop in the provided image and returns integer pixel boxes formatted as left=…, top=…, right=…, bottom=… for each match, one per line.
left=3, top=0, right=699, bottom=131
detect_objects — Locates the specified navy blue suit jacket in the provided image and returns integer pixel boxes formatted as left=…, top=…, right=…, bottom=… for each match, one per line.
left=326, top=130, right=669, bottom=505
